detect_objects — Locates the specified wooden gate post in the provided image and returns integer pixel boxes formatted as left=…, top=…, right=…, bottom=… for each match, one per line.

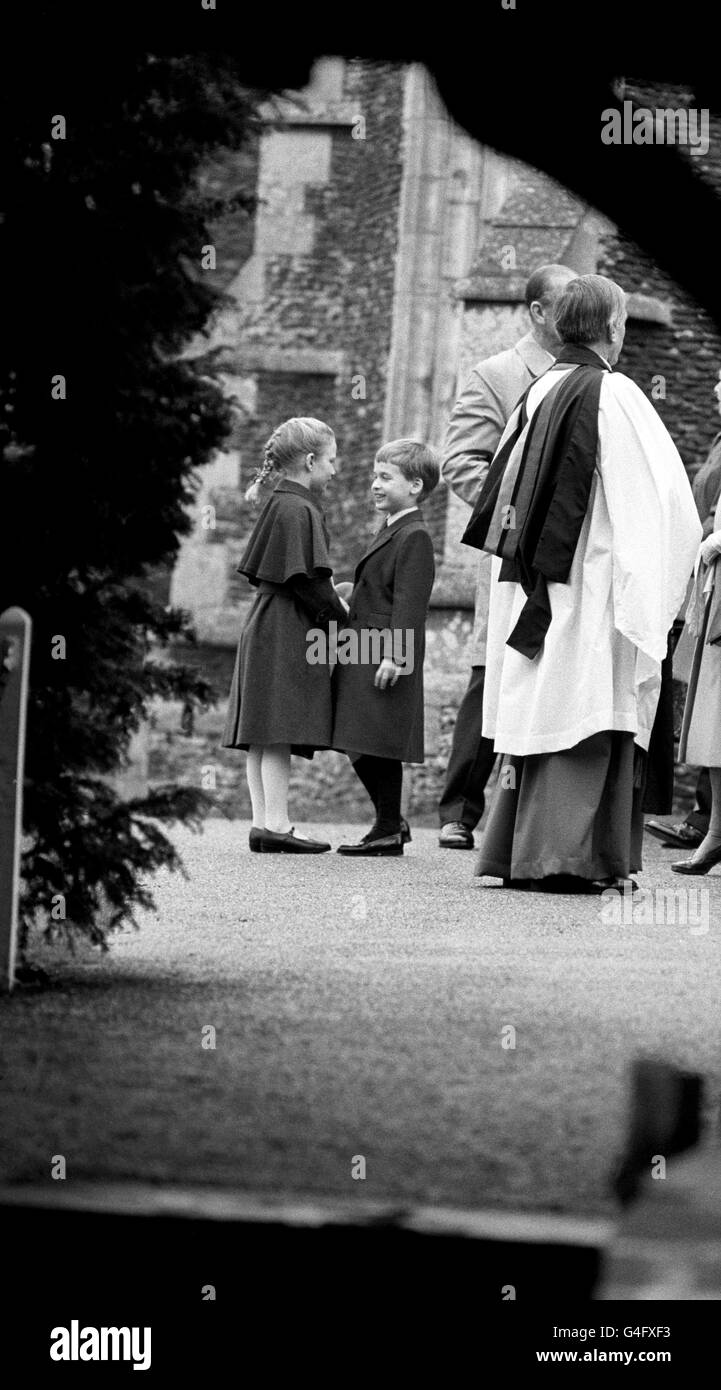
left=0, top=607, right=32, bottom=992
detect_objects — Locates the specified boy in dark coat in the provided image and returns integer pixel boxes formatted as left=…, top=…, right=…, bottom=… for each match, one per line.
left=333, top=439, right=440, bottom=855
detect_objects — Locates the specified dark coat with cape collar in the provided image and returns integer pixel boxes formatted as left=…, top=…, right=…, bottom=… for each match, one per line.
left=461, top=345, right=611, bottom=659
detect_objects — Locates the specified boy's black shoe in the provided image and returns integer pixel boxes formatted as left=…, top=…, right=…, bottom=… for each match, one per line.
left=258, top=827, right=331, bottom=854
left=249, top=827, right=263, bottom=852
left=337, top=830, right=404, bottom=856
left=360, top=818, right=410, bottom=845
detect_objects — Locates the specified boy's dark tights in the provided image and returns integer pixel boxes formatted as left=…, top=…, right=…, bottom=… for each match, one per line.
left=352, top=756, right=403, bottom=836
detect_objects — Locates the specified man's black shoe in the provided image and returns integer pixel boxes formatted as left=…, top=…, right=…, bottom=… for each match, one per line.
left=439, top=821, right=474, bottom=849
left=644, top=819, right=703, bottom=850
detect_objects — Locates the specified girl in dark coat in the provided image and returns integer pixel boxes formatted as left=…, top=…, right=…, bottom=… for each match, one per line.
left=333, top=439, right=440, bottom=856
left=221, top=417, right=348, bottom=853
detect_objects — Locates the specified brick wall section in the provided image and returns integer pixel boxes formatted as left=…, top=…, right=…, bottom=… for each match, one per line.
left=598, top=79, right=721, bottom=474
left=229, top=62, right=415, bottom=579
left=200, top=143, right=260, bottom=293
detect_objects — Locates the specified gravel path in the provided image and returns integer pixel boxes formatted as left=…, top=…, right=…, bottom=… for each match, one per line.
left=1, top=822, right=719, bottom=1215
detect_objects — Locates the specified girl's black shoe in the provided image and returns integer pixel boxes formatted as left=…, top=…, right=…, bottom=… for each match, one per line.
left=259, top=827, right=331, bottom=854
left=249, top=827, right=263, bottom=852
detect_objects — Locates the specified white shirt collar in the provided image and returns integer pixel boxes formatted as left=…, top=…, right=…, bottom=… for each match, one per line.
left=386, top=505, right=419, bottom=527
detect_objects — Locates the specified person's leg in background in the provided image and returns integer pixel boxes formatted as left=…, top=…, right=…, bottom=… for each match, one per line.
left=645, top=765, right=709, bottom=848
left=689, top=767, right=721, bottom=857
left=438, top=665, right=497, bottom=848
left=644, top=632, right=706, bottom=849
left=684, top=766, right=712, bottom=836
left=672, top=766, right=721, bottom=871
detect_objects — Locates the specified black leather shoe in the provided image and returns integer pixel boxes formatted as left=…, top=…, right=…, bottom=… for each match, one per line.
left=501, top=878, right=533, bottom=890
left=337, top=832, right=403, bottom=856
left=249, top=827, right=263, bottom=852
left=258, top=827, right=331, bottom=854
left=644, top=820, right=703, bottom=850
left=359, top=820, right=410, bottom=845
left=439, top=821, right=474, bottom=849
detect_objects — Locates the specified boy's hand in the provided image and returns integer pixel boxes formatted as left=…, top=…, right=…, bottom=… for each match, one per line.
left=375, top=658, right=401, bottom=690
left=334, top=581, right=353, bottom=601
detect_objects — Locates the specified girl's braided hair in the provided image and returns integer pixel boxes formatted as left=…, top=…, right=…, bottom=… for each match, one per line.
left=244, top=416, right=335, bottom=505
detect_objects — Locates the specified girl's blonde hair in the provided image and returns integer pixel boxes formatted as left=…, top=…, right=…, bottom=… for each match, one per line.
left=244, top=416, right=335, bottom=504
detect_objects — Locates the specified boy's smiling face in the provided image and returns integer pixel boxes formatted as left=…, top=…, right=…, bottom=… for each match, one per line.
left=371, top=459, right=422, bottom=517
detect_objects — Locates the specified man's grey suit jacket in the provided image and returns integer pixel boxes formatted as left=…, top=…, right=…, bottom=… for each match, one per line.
left=442, top=330, right=554, bottom=664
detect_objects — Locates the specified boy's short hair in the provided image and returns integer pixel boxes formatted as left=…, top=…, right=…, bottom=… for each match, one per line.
left=375, top=438, right=441, bottom=501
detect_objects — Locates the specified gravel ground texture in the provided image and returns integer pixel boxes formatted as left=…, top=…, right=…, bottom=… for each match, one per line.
left=1, top=821, right=719, bottom=1216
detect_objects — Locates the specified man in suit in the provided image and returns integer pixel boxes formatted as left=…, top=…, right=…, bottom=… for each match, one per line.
left=438, top=263, right=578, bottom=847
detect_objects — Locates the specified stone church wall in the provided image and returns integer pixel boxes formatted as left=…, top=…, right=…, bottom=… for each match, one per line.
left=142, top=65, right=712, bottom=823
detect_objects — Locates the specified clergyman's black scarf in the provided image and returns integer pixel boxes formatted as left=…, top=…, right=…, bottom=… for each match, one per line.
left=461, top=344, right=611, bottom=659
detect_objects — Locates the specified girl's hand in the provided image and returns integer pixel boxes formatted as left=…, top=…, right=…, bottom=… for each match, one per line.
left=375, top=658, right=401, bottom=690
left=334, top=581, right=353, bottom=601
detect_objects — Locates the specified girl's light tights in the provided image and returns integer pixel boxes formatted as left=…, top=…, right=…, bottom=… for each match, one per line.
left=246, top=745, right=291, bottom=833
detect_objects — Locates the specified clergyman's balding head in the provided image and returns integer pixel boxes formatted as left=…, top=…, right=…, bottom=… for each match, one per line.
left=554, top=274, right=627, bottom=364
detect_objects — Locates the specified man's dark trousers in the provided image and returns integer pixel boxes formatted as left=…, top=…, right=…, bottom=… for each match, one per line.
left=438, top=665, right=497, bottom=829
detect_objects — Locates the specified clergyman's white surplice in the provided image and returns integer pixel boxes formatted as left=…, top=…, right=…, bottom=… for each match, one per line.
left=482, top=369, right=702, bottom=757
